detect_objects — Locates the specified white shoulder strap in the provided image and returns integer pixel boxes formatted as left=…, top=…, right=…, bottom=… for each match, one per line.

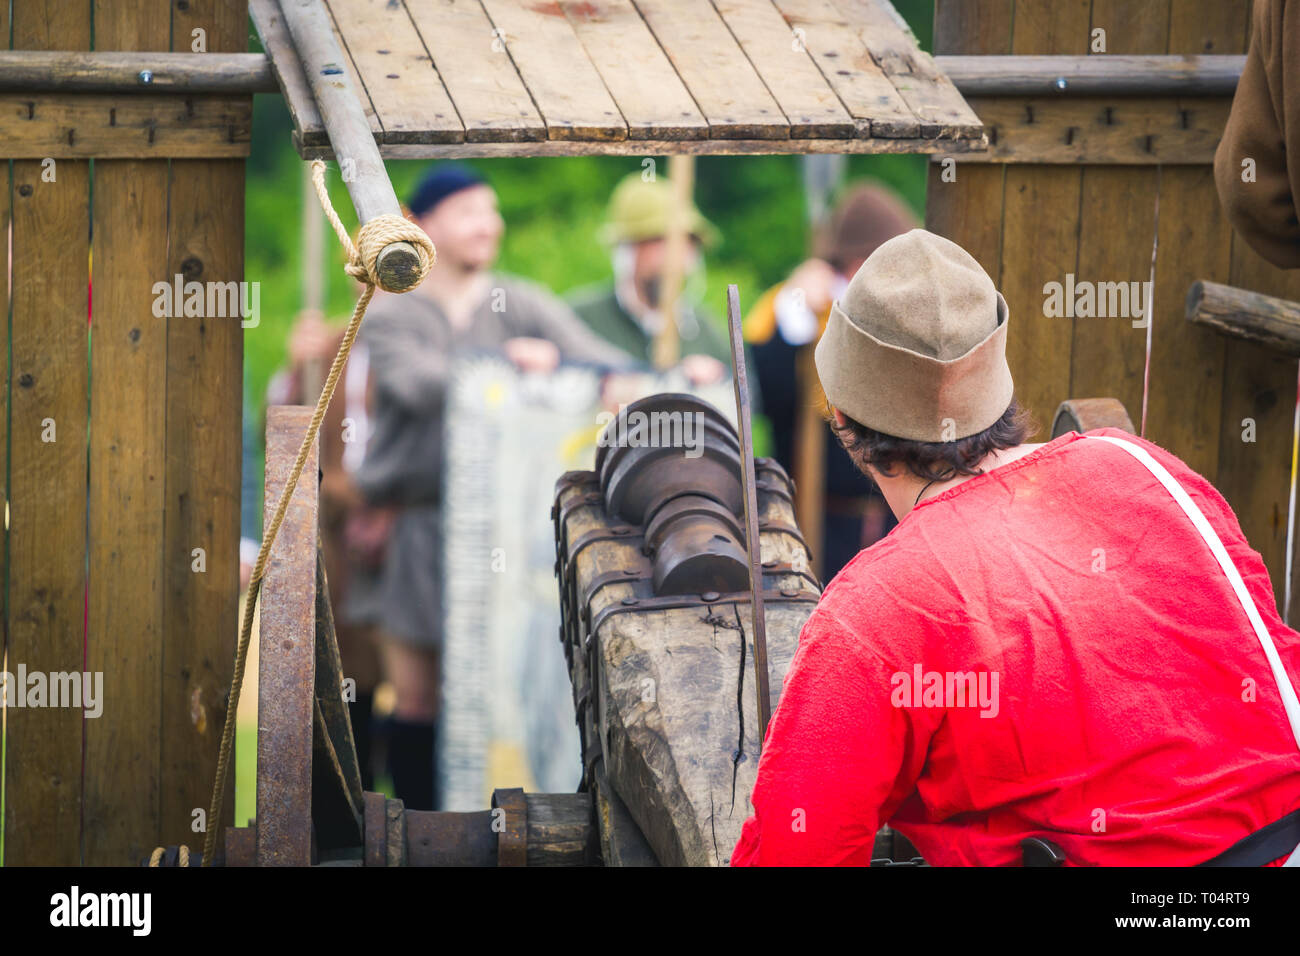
left=1085, top=434, right=1300, bottom=865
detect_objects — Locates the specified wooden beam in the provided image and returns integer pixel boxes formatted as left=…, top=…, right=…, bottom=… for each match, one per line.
left=936, top=54, right=1244, bottom=96
left=952, top=96, right=1229, bottom=164
left=0, top=93, right=252, bottom=158
left=278, top=0, right=421, bottom=291
left=0, top=51, right=276, bottom=93
left=1187, top=281, right=1300, bottom=357
left=298, top=133, right=990, bottom=160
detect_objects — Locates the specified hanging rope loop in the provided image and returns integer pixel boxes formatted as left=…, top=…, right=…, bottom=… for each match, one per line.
left=198, top=161, right=435, bottom=867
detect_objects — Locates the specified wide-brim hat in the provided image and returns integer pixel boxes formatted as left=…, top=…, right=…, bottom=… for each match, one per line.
left=598, top=174, right=720, bottom=248
left=814, top=228, right=1014, bottom=442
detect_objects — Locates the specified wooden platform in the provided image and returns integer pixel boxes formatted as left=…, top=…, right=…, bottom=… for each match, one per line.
left=252, top=0, right=986, bottom=159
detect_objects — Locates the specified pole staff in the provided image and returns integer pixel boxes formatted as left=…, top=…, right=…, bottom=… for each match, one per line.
left=278, top=0, right=422, bottom=292
left=728, top=284, right=773, bottom=743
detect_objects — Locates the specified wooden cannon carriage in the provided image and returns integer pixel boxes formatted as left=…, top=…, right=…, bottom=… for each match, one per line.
left=197, top=390, right=1134, bottom=868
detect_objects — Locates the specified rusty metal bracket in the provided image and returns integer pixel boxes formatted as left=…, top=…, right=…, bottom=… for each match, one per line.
left=257, top=406, right=320, bottom=867
left=562, top=525, right=642, bottom=579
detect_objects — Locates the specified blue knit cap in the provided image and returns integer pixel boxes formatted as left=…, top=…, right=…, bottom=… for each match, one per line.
left=407, top=163, right=487, bottom=217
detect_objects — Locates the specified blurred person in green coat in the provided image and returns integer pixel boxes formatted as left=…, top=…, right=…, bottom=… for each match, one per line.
left=568, top=173, right=730, bottom=387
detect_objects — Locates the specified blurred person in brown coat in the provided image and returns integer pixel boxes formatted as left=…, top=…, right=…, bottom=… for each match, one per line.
left=743, top=182, right=917, bottom=581
left=349, top=163, right=632, bottom=810
left=1215, top=0, right=1300, bottom=269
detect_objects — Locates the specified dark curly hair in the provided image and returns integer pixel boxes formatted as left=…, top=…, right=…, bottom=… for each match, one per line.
left=829, top=400, right=1035, bottom=483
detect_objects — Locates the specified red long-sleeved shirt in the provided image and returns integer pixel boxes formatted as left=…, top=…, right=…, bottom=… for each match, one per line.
left=732, top=429, right=1300, bottom=866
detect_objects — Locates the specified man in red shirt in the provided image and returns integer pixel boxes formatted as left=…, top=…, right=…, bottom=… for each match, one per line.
left=732, top=229, right=1300, bottom=867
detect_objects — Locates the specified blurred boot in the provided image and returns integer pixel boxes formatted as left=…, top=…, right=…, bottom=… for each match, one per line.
left=348, top=689, right=376, bottom=791
left=387, top=718, right=435, bottom=810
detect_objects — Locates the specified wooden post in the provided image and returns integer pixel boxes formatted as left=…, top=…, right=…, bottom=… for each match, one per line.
left=278, top=0, right=422, bottom=292
left=3, top=0, right=91, bottom=867
left=651, top=155, right=694, bottom=370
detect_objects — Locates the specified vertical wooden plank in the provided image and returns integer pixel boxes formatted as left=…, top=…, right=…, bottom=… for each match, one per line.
left=1067, top=1, right=1168, bottom=413
left=84, top=0, right=171, bottom=866
left=4, top=0, right=91, bottom=869
left=1144, top=6, right=1249, bottom=484
left=162, top=0, right=245, bottom=851
left=925, top=0, right=1013, bottom=289
left=1223, top=242, right=1300, bottom=613
left=998, top=0, right=1091, bottom=435
left=1145, top=170, right=1232, bottom=474
left=0, top=0, right=8, bottom=857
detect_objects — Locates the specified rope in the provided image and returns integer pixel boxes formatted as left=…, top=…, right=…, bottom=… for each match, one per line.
left=199, top=161, right=435, bottom=867
left=147, top=845, right=191, bottom=867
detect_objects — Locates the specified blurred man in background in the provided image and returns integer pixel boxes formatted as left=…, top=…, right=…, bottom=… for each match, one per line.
left=346, top=163, right=632, bottom=810
left=569, top=173, right=729, bottom=387
left=744, top=182, right=916, bottom=580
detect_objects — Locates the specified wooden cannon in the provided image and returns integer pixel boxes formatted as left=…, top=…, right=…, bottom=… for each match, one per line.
left=553, top=394, right=821, bottom=866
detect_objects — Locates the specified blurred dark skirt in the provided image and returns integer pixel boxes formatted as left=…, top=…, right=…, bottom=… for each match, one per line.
left=342, top=503, right=443, bottom=649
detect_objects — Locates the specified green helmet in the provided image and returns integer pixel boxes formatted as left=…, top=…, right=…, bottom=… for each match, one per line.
left=598, top=173, right=720, bottom=248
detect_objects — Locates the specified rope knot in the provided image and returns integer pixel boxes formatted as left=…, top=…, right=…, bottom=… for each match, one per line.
left=310, top=160, right=437, bottom=293
left=354, top=215, right=437, bottom=292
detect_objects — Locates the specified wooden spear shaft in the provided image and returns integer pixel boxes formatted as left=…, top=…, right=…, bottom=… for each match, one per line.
left=278, top=0, right=423, bottom=292
left=728, top=284, right=773, bottom=743
left=652, top=155, right=694, bottom=370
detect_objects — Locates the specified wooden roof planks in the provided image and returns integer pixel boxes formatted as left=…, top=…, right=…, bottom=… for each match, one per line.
left=255, top=0, right=986, bottom=158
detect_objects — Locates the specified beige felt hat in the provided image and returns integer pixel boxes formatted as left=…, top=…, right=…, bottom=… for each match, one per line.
left=814, top=228, right=1014, bottom=442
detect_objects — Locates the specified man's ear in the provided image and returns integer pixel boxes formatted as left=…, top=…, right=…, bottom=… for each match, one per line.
left=830, top=406, right=848, bottom=427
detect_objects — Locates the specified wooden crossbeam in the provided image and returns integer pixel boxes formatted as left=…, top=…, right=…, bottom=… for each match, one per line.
left=1187, top=281, right=1300, bottom=358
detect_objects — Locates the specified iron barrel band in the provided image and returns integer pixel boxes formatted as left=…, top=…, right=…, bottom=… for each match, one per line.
left=586, top=588, right=820, bottom=644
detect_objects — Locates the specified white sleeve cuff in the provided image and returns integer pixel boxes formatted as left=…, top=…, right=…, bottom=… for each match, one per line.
left=773, top=285, right=820, bottom=346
